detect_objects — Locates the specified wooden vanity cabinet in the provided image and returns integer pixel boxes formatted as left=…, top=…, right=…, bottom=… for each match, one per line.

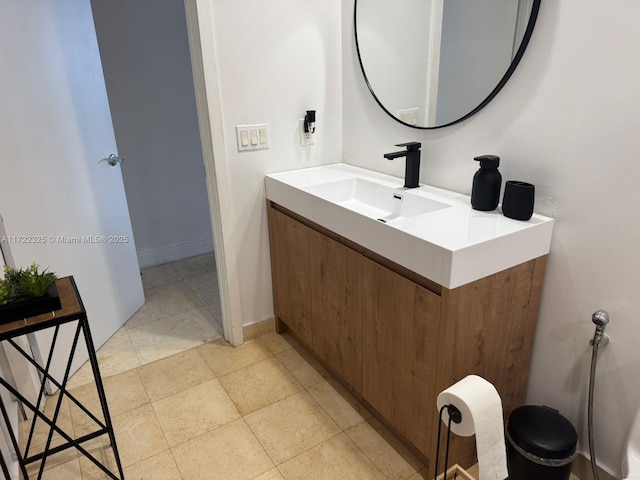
left=267, top=201, right=547, bottom=474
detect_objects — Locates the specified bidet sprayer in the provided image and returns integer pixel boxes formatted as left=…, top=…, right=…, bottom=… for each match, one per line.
left=591, top=310, right=610, bottom=347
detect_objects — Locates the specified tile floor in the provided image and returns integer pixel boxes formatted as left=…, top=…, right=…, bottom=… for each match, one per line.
left=67, top=254, right=223, bottom=390
left=21, top=330, right=434, bottom=480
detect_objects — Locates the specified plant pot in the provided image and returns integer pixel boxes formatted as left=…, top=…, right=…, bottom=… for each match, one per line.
left=0, top=282, right=61, bottom=324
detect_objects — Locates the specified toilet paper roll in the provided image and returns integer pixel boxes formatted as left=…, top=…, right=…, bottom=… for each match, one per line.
left=437, top=375, right=508, bottom=480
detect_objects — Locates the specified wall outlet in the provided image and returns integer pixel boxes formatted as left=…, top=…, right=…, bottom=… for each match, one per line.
left=236, top=124, right=270, bottom=152
left=299, top=119, right=314, bottom=146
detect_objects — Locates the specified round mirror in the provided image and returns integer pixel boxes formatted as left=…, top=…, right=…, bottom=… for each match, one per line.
left=354, top=0, right=541, bottom=129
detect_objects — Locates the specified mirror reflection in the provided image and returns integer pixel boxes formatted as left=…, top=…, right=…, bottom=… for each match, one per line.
left=355, top=0, right=539, bottom=128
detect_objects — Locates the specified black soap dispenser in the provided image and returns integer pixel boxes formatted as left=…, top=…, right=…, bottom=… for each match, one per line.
left=471, top=155, right=502, bottom=211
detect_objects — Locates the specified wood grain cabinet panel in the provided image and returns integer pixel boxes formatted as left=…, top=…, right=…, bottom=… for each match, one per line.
left=309, top=229, right=363, bottom=392
left=432, top=256, right=547, bottom=469
left=361, top=257, right=441, bottom=461
left=267, top=206, right=312, bottom=345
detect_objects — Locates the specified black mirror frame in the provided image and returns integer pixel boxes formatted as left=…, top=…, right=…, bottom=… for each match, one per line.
left=354, top=0, right=541, bottom=129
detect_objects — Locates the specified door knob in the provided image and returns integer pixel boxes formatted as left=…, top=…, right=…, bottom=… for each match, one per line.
left=108, top=154, right=125, bottom=166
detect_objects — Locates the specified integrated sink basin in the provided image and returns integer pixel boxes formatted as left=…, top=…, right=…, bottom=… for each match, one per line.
left=265, top=163, right=553, bottom=289
left=302, top=177, right=451, bottom=224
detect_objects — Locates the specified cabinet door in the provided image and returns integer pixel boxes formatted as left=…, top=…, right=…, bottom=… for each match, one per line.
left=309, top=229, right=363, bottom=392
left=362, top=257, right=441, bottom=458
left=267, top=207, right=312, bottom=345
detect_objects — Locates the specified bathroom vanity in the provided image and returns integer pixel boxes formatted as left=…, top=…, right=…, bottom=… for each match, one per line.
left=265, top=164, right=553, bottom=474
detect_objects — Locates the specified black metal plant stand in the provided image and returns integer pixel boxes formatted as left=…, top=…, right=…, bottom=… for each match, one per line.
left=0, top=276, right=124, bottom=480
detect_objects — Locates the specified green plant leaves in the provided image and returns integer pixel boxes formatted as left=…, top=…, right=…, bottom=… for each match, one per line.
left=0, top=264, right=57, bottom=305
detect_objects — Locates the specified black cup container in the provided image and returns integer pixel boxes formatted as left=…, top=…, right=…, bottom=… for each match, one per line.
left=502, top=181, right=535, bottom=221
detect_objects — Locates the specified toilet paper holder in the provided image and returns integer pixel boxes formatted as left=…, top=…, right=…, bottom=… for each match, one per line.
left=434, top=404, right=463, bottom=480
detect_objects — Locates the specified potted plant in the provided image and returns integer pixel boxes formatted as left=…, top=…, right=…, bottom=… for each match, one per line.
left=0, top=264, right=61, bottom=324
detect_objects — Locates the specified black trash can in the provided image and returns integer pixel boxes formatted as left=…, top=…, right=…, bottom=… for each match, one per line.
left=506, top=405, right=578, bottom=480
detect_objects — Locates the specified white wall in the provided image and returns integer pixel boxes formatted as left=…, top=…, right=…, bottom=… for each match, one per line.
left=343, top=0, right=640, bottom=476
left=210, top=0, right=343, bottom=326
left=356, top=0, right=432, bottom=124
left=91, top=0, right=213, bottom=268
left=437, top=0, right=518, bottom=125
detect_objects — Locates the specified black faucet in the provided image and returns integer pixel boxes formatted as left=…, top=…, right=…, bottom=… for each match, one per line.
left=383, top=142, right=422, bottom=188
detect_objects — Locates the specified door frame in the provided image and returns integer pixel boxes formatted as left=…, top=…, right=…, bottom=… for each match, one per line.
left=425, top=0, right=443, bottom=127
left=183, top=0, right=244, bottom=347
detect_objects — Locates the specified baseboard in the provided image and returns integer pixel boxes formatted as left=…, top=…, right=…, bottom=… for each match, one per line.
left=243, top=317, right=276, bottom=341
left=573, top=452, right=616, bottom=480
left=137, top=238, right=214, bottom=268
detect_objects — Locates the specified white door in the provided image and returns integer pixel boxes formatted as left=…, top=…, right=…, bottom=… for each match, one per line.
left=0, top=1, right=144, bottom=382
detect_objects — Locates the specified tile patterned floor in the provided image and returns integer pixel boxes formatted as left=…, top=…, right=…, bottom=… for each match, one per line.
left=67, top=254, right=223, bottom=390
left=22, top=331, right=431, bottom=479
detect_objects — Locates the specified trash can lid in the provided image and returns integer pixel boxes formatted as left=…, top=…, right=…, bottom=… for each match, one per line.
left=507, top=405, right=578, bottom=459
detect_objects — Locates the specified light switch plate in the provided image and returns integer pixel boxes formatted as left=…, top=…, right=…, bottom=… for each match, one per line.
left=236, top=124, right=270, bottom=152
left=396, top=108, right=419, bottom=126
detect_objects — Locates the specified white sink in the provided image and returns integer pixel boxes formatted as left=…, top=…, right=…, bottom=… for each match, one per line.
left=265, top=164, right=553, bottom=289
left=302, top=178, right=451, bottom=224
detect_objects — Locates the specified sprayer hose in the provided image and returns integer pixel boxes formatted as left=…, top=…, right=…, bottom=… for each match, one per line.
left=588, top=341, right=600, bottom=480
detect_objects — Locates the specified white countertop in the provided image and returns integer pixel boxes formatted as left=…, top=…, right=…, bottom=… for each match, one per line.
left=265, top=163, right=553, bottom=289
